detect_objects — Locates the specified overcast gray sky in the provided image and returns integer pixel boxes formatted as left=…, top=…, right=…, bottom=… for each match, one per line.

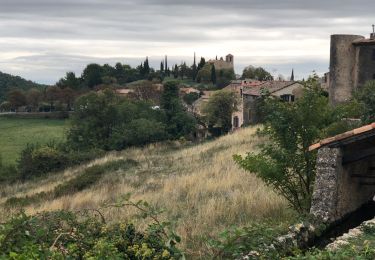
left=0, top=0, right=374, bottom=84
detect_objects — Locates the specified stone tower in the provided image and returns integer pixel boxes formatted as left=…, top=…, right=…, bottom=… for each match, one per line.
left=225, top=54, right=234, bottom=66
left=329, top=32, right=375, bottom=105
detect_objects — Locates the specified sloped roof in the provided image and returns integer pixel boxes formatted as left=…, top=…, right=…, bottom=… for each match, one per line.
left=242, top=81, right=298, bottom=96
left=309, top=123, right=375, bottom=151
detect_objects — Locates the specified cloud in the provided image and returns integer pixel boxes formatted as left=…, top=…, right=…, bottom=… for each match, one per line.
left=0, top=0, right=373, bottom=84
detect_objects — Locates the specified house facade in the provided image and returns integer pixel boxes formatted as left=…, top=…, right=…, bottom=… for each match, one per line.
left=231, top=81, right=304, bottom=130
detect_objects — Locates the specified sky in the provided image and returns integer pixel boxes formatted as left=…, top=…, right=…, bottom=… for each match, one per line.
left=0, top=0, right=374, bottom=84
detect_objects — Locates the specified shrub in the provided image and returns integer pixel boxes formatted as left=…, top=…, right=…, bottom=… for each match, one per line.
left=17, top=142, right=104, bottom=181
left=18, top=143, right=67, bottom=180
left=0, top=208, right=182, bottom=259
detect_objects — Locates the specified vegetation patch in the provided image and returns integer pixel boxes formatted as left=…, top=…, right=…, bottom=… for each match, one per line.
left=0, top=202, right=182, bottom=259
left=4, top=159, right=138, bottom=208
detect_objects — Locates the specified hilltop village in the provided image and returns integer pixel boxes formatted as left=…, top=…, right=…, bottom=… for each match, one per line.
left=2, top=29, right=375, bottom=258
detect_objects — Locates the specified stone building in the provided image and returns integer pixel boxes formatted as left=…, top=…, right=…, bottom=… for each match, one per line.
left=309, top=123, right=375, bottom=224
left=229, top=81, right=303, bottom=129
left=207, top=54, right=234, bottom=70
left=329, top=31, right=375, bottom=105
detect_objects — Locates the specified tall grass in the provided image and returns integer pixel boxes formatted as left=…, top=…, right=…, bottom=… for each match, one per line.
left=0, top=126, right=291, bottom=258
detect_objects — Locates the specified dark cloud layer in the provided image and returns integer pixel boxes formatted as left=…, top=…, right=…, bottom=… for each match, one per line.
left=0, top=0, right=374, bottom=83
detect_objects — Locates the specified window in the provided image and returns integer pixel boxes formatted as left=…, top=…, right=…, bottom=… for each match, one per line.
left=281, top=95, right=290, bottom=102
left=233, top=116, right=239, bottom=128
left=373, top=74, right=375, bottom=80
left=372, top=49, right=375, bottom=61
left=280, top=94, right=295, bottom=102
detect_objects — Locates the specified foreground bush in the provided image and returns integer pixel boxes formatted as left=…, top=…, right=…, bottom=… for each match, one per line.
left=0, top=209, right=182, bottom=259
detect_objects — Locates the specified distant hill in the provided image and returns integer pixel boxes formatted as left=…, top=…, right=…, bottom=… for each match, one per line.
left=0, top=71, right=47, bottom=102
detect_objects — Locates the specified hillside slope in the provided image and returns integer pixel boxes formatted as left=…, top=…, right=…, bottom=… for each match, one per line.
left=0, top=71, right=46, bottom=101
left=0, top=126, right=291, bottom=258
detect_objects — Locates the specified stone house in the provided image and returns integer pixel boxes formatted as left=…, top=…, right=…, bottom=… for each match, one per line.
left=231, top=81, right=304, bottom=129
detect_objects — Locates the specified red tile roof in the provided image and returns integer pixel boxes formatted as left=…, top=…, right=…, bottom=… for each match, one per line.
left=242, top=81, right=298, bottom=96
left=309, top=123, right=375, bottom=151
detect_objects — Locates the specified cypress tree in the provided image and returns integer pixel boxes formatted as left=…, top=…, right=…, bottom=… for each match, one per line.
left=211, top=65, right=217, bottom=85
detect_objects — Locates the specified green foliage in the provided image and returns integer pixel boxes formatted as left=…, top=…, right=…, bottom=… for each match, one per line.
left=216, top=68, right=235, bottom=89
left=16, top=142, right=104, bottom=181
left=161, top=81, right=196, bottom=138
left=202, top=90, right=239, bottom=134
left=242, top=66, right=273, bottom=81
left=0, top=197, right=183, bottom=259
left=18, top=143, right=65, bottom=180
left=234, top=77, right=338, bottom=213
left=210, top=65, right=217, bottom=84
left=182, top=92, right=199, bottom=105
left=68, top=88, right=175, bottom=151
left=208, top=218, right=298, bottom=259
left=354, top=80, right=375, bottom=124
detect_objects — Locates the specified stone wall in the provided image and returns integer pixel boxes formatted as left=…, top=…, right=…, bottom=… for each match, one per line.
left=310, top=146, right=375, bottom=224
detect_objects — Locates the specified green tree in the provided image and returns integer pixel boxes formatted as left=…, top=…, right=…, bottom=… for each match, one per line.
left=161, top=81, right=196, bottom=138
left=183, top=92, right=199, bottom=105
left=234, top=77, right=336, bottom=212
left=242, top=66, right=273, bottom=81
left=57, top=72, right=80, bottom=90
left=67, top=89, right=119, bottom=150
left=197, top=57, right=206, bottom=72
left=202, top=90, right=239, bottom=134
left=354, top=80, right=375, bottom=124
left=211, top=65, right=217, bottom=84
left=82, top=64, right=103, bottom=88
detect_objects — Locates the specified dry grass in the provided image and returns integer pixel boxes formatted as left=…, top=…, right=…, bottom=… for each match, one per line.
left=0, top=126, right=291, bottom=258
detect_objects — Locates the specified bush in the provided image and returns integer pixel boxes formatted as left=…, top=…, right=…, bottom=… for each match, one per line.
left=18, top=143, right=67, bottom=180
left=17, top=142, right=104, bottom=181
left=0, top=209, right=182, bottom=259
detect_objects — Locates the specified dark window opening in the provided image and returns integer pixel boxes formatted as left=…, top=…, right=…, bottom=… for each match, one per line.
left=373, top=74, right=375, bottom=80
left=233, top=116, right=239, bottom=128
left=372, top=49, right=375, bottom=61
left=280, top=94, right=295, bottom=102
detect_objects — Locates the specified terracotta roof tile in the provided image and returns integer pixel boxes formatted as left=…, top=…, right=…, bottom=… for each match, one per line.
left=309, top=122, right=375, bottom=151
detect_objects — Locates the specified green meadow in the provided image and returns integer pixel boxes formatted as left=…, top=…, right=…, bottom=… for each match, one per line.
left=0, top=116, right=67, bottom=165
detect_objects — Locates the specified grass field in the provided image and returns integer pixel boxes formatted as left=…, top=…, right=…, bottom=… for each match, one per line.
left=0, top=116, right=67, bottom=165
left=0, top=126, right=294, bottom=258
